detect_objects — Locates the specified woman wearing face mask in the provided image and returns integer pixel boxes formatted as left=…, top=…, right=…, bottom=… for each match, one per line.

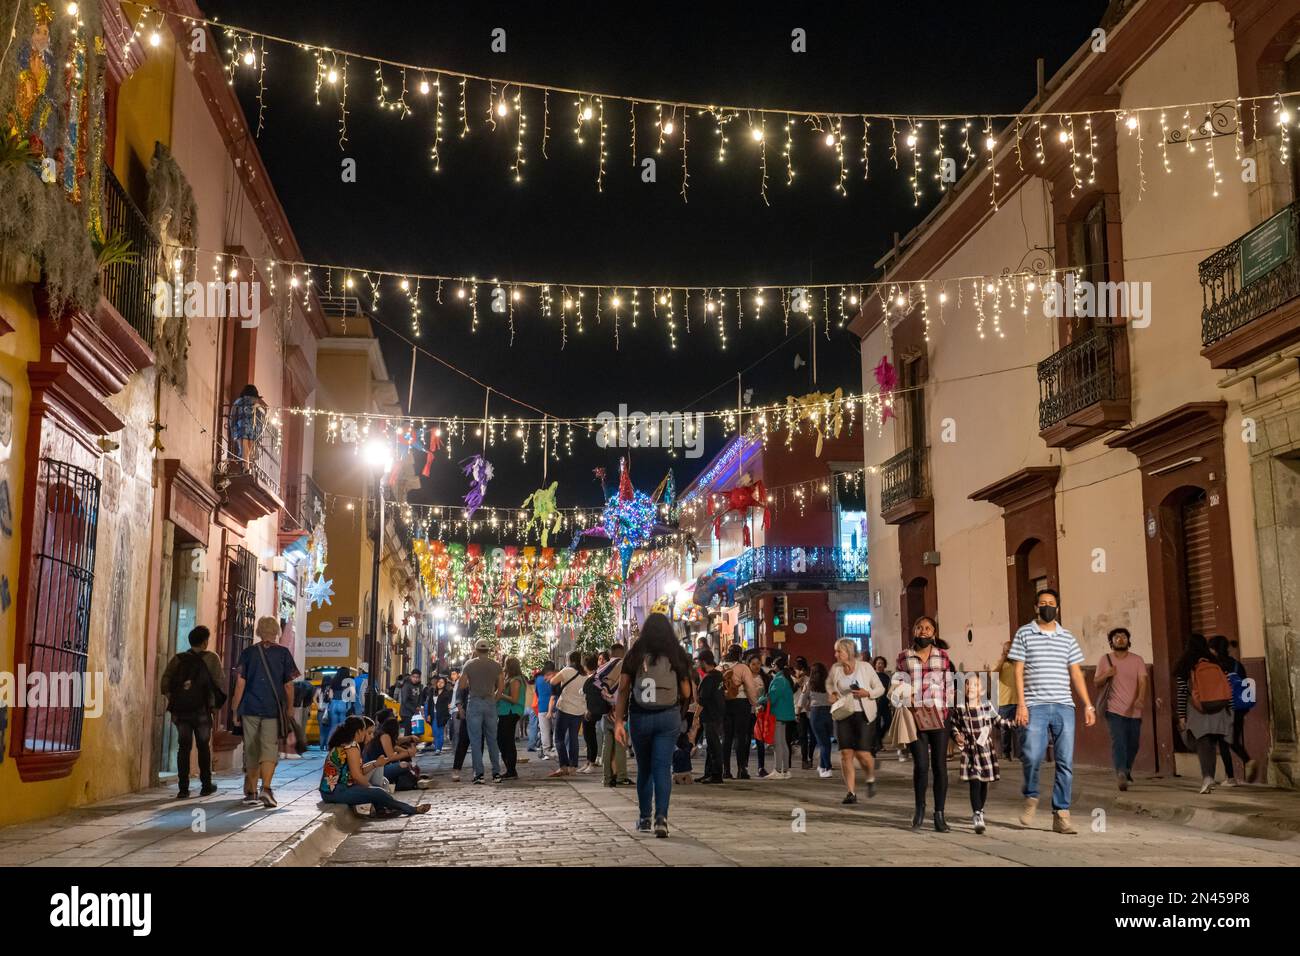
left=891, top=616, right=954, bottom=831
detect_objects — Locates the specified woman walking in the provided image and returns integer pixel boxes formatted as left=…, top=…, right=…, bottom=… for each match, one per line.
left=613, top=613, right=695, bottom=837
left=892, top=616, right=954, bottom=831
left=497, top=657, right=527, bottom=779
left=548, top=651, right=589, bottom=777
left=807, top=662, right=835, bottom=778
left=430, top=676, right=452, bottom=755
left=1177, top=633, right=1234, bottom=794
left=320, top=717, right=430, bottom=818
left=828, top=639, right=885, bottom=804
left=763, top=657, right=797, bottom=778
left=1208, top=635, right=1254, bottom=784
left=580, top=653, right=602, bottom=773
left=871, top=656, right=893, bottom=757
left=318, top=667, right=353, bottom=752
left=793, top=657, right=813, bottom=769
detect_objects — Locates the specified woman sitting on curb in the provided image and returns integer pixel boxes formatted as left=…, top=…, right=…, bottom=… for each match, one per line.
left=320, top=717, right=430, bottom=818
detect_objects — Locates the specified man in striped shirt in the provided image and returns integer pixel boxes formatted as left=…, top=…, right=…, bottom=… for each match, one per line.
left=1008, top=588, right=1096, bottom=835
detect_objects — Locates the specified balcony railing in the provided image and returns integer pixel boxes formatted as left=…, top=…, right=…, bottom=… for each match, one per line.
left=880, top=445, right=929, bottom=515
left=735, top=546, right=868, bottom=588
left=281, top=473, right=325, bottom=533
left=100, top=165, right=159, bottom=345
left=1037, top=325, right=1125, bottom=431
left=1199, top=200, right=1300, bottom=348
left=217, top=406, right=282, bottom=496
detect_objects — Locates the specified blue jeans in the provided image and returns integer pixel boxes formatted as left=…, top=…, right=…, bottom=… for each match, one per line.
left=1105, top=712, right=1142, bottom=775
left=432, top=719, right=445, bottom=751
left=628, top=707, right=680, bottom=821
left=556, top=712, right=583, bottom=767
left=1021, top=702, right=1075, bottom=811
left=809, top=706, right=834, bottom=771
left=321, top=783, right=419, bottom=815
left=466, top=696, right=502, bottom=778
left=527, top=710, right=540, bottom=750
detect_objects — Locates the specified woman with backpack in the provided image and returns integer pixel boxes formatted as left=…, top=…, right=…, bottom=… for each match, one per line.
left=613, top=613, right=696, bottom=837
left=1176, top=633, right=1234, bottom=794
left=1208, top=635, right=1255, bottom=785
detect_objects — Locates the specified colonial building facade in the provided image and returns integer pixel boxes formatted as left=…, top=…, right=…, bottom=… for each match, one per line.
left=851, top=0, right=1300, bottom=785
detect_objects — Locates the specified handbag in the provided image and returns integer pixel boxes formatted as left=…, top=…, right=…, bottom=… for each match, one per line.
left=256, top=642, right=308, bottom=756
left=753, top=705, right=775, bottom=745
left=830, top=694, right=858, bottom=722
left=912, top=704, right=944, bottom=732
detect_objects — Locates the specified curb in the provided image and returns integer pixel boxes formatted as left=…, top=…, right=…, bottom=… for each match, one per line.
left=1073, top=783, right=1300, bottom=842
left=258, top=806, right=361, bottom=867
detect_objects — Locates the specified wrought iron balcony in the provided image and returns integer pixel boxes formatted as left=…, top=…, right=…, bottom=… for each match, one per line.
left=216, top=406, right=283, bottom=524
left=1037, top=324, right=1129, bottom=446
left=100, top=165, right=159, bottom=345
left=879, top=445, right=931, bottom=523
left=735, top=545, right=868, bottom=589
left=281, top=473, right=325, bottom=534
left=1199, top=200, right=1300, bottom=368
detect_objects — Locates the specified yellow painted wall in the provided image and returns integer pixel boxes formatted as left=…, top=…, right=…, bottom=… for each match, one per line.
left=112, top=18, right=174, bottom=200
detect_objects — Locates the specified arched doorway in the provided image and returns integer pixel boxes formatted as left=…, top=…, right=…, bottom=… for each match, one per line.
left=1012, top=537, right=1050, bottom=630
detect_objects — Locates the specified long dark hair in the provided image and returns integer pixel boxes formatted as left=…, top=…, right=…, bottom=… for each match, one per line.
left=328, top=666, right=352, bottom=693
left=809, top=661, right=828, bottom=694
left=1207, top=634, right=1233, bottom=667
left=1176, top=633, right=1214, bottom=681
left=623, top=613, right=693, bottom=685
left=327, top=716, right=364, bottom=750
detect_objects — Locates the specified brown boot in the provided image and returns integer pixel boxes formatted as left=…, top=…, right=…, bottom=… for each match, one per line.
left=1052, top=810, right=1078, bottom=834
left=1019, top=796, right=1038, bottom=827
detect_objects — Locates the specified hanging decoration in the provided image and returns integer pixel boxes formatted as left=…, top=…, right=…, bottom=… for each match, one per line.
left=601, top=459, right=656, bottom=580
left=874, top=355, right=898, bottom=423
left=785, top=387, right=845, bottom=456
left=460, top=454, right=493, bottom=517
left=123, top=3, right=1297, bottom=207
left=707, top=475, right=770, bottom=546
left=306, top=575, right=335, bottom=609
left=520, top=480, right=561, bottom=546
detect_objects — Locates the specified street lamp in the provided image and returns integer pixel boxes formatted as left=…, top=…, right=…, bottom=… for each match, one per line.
left=363, top=439, right=393, bottom=714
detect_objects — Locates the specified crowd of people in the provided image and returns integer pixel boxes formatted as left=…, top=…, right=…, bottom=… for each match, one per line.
left=158, top=592, right=1261, bottom=836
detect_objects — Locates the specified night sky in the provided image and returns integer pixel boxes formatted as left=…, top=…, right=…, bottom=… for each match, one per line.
left=204, top=0, right=1110, bottom=522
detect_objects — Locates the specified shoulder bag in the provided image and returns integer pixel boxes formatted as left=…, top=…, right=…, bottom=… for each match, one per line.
left=256, top=643, right=308, bottom=755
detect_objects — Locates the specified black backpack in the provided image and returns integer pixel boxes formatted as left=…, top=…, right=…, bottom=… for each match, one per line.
left=168, top=651, right=213, bottom=716
left=583, top=675, right=611, bottom=719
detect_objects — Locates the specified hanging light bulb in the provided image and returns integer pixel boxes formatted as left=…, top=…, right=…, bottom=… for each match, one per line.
left=610, top=295, right=621, bottom=308
left=327, top=68, right=339, bottom=84
left=905, top=132, right=918, bottom=148
left=1125, top=115, right=1139, bottom=131
left=895, top=294, right=906, bottom=307
left=658, top=293, right=668, bottom=305
left=849, top=294, right=859, bottom=305
left=290, top=275, right=300, bottom=288
left=399, top=278, right=410, bottom=291
left=456, top=287, right=466, bottom=299
left=582, top=105, right=594, bottom=121
left=149, top=29, right=162, bottom=47
left=344, top=276, right=355, bottom=289
left=418, top=78, right=430, bottom=95
left=66, top=1, right=78, bottom=15
left=751, top=127, right=763, bottom=142
left=1281, top=109, right=1293, bottom=127
left=984, top=135, right=996, bottom=151
left=229, top=266, right=239, bottom=279
left=1057, top=128, right=1070, bottom=143
left=242, top=50, right=255, bottom=67
left=662, top=119, right=674, bottom=135
left=824, top=132, right=836, bottom=147
left=1026, top=279, right=1036, bottom=292
left=497, top=98, right=509, bottom=117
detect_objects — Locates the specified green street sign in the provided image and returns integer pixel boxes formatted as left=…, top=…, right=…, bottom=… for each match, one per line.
left=1241, top=207, right=1293, bottom=287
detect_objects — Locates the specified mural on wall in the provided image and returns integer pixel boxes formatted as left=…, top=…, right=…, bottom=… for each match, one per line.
left=103, top=521, right=130, bottom=687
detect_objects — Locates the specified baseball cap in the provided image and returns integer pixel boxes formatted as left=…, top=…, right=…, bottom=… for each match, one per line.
left=474, top=639, right=491, bottom=652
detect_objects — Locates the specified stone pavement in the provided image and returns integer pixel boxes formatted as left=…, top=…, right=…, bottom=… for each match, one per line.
left=0, top=755, right=333, bottom=867
left=4, top=740, right=1299, bottom=867
left=324, top=744, right=1300, bottom=867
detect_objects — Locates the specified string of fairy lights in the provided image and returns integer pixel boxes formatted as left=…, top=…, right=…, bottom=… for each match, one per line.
left=194, top=240, right=1135, bottom=351
left=118, top=2, right=1298, bottom=207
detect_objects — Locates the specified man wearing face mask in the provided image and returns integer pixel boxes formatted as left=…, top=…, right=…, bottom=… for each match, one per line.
left=1008, top=588, right=1095, bottom=834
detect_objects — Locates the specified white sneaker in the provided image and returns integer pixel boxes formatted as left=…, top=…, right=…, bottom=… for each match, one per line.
left=579, top=763, right=595, bottom=774
left=897, top=750, right=906, bottom=762
left=818, top=768, right=833, bottom=778
left=539, top=752, right=549, bottom=761
left=973, top=811, right=986, bottom=834
left=1199, top=779, right=1214, bottom=794
left=1222, top=778, right=1238, bottom=788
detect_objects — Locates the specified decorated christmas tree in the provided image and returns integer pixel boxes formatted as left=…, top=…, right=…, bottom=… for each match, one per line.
left=575, top=576, right=617, bottom=657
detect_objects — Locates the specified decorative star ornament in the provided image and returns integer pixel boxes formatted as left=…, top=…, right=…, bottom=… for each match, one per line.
left=307, top=574, right=335, bottom=609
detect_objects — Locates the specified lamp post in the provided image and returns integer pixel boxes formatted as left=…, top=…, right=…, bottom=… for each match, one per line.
left=363, top=438, right=393, bottom=715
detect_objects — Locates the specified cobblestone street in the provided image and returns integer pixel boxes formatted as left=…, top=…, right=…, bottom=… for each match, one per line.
left=324, top=748, right=1300, bottom=868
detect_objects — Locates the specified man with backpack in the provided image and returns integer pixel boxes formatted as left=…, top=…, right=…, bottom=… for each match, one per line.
left=160, top=625, right=227, bottom=799
left=1093, top=627, right=1149, bottom=791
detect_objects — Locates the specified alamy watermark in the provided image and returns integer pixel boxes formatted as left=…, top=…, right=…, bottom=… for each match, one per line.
left=0, top=667, right=105, bottom=718
left=1042, top=273, right=1151, bottom=328
left=595, top=404, right=706, bottom=458
left=152, top=278, right=262, bottom=327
